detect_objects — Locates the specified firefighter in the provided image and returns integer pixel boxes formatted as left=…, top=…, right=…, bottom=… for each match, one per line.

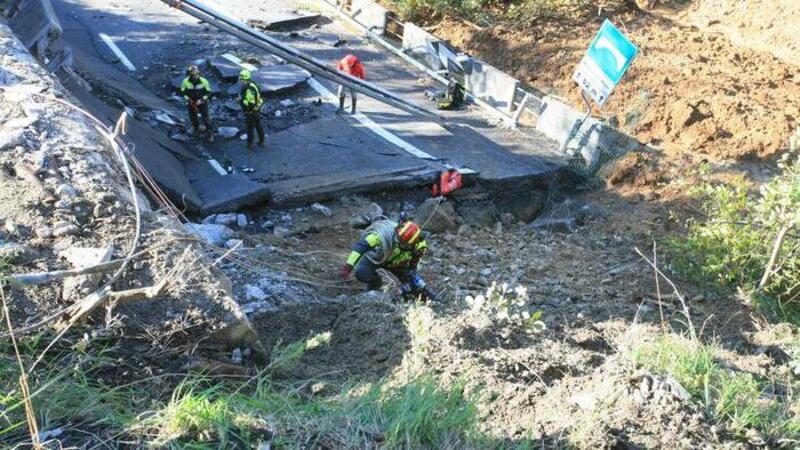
left=238, top=69, right=266, bottom=151
left=180, top=65, right=215, bottom=142
left=336, top=54, right=366, bottom=114
left=340, top=215, right=439, bottom=302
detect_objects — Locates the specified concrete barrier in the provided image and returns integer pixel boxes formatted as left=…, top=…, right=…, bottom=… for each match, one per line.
left=402, top=22, right=445, bottom=70
left=351, top=0, right=388, bottom=34
left=536, top=95, right=643, bottom=172
left=7, top=0, right=61, bottom=55
left=462, top=58, right=519, bottom=113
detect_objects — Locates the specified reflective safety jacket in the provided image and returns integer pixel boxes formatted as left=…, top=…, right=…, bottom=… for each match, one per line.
left=239, top=81, right=263, bottom=113
left=180, top=76, right=211, bottom=102
left=347, top=221, right=427, bottom=271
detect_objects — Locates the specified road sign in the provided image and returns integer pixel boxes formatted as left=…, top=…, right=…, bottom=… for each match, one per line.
left=573, top=19, right=638, bottom=107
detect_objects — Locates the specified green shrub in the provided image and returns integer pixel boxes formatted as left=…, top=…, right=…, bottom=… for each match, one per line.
left=669, top=154, right=800, bottom=320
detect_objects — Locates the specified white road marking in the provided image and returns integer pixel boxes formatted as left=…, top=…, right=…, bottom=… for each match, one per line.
left=221, top=53, right=257, bottom=71
left=208, top=159, right=228, bottom=176
left=306, top=77, right=437, bottom=161
left=98, top=33, right=136, bottom=71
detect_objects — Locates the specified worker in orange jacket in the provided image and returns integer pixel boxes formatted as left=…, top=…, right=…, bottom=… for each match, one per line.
left=336, top=54, right=366, bottom=114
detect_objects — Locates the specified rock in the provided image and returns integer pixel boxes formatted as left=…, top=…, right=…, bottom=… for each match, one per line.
left=0, top=128, right=25, bottom=151
left=311, top=382, right=326, bottom=395
left=231, top=348, right=242, bottom=364
left=217, top=127, right=239, bottom=139
left=34, top=226, right=52, bottom=239
left=356, top=290, right=385, bottom=302
left=529, top=217, right=576, bottom=234
left=279, top=99, right=295, bottom=107
left=224, top=99, right=242, bottom=112
left=52, top=223, right=80, bottom=237
left=241, top=301, right=275, bottom=314
left=0, top=242, right=33, bottom=264
left=745, top=428, right=767, bottom=447
left=663, top=375, right=691, bottom=401
left=273, top=226, right=291, bottom=237
left=202, top=214, right=217, bottom=224
left=224, top=239, right=243, bottom=249
left=245, top=284, right=267, bottom=301
left=184, top=223, right=235, bottom=246
left=207, top=55, right=244, bottom=81
left=310, top=203, right=333, bottom=217
left=215, top=213, right=239, bottom=226
left=414, top=198, right=458, bottom=233
left=499, top=212, right=515, bottom=226
left=59, top=246, right=114, bottom=301
left=237, top=214, right=248, bottom=228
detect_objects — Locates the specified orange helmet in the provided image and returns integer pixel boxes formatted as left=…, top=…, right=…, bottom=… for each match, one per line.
left=397, top=221, right=421, bottom=246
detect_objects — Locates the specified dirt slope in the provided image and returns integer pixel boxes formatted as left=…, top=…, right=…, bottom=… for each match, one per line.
left=431, top=1, right=800, bottom=163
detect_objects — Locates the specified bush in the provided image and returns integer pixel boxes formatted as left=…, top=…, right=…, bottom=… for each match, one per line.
left=669, top=154, right=800, bottom=321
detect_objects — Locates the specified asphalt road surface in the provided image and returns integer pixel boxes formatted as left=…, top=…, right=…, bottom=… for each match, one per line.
left=52, top=0, right=567, bottom=214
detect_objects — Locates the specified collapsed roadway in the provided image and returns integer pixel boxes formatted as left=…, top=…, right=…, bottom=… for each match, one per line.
left=50, top=0, right=569, bottom=215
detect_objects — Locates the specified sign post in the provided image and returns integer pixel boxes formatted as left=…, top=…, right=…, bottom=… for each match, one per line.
left=573, top=19, right=639, bottom=108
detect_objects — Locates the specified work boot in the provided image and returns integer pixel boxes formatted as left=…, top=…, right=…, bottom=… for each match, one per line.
left=207, top=132, right=215, bottom=143
left=351, top=99, right=357, bottom=115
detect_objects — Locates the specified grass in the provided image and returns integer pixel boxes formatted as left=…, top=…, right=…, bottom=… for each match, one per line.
left=634, top=334, right=800, bottom=443
left=1, top=329, right=503, bottom=449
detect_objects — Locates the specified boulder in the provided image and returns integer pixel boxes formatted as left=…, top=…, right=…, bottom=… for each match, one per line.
left=413, top=198, right=458, bottom=233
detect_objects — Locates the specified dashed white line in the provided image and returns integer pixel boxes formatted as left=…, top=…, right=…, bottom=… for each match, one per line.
left=306, top=77, right=438, bottom=161
left=99, top=33, right=136, bottom=71
left=208, top=159, right=228, bottom=176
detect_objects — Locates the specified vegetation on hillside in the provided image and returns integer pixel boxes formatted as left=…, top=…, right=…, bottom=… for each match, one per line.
left=669, top=153, right=800, bottom=321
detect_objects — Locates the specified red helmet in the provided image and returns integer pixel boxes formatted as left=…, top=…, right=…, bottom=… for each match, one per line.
left=397, top=221, right=421, bottom=246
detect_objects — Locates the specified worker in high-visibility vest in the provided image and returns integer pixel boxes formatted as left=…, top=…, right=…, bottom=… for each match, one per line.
left=180, top=65, right=215, bottom=142
left=238, top=69, right=266, bottom=151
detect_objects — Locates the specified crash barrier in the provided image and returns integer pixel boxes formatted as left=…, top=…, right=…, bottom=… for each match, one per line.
left=536, top=95, right=642, bottom=174
left=350, top=0, right=388, bottom=35
left=3, top=0, right=62, bottom=56
left=326, top=0, right=648, bottom=175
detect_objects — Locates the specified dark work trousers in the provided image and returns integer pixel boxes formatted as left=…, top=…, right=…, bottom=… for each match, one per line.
left=355, top=258, right=412, bottom=291
left=244, top=111, right=265, bottom=146
left=188, top=102, right=213, bottom=131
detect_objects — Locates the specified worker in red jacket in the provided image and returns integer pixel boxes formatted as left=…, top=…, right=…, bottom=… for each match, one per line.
left=336, top=54, right=366, bottom=114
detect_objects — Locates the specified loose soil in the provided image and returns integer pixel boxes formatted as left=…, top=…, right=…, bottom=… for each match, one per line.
left=427, top=0, right=799, bottom=165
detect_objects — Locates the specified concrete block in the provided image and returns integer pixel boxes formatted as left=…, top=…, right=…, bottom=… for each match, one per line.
left=402, top=22, right=444, bottom=71
left=351, top=0, right=388, bottom=34
left=462, top=58, right=519, bottom=113
left=536, top=95, right=643, bottom=173
left=251, top=64, right=310, bottom=93
left=8, top=0, right=61, bottom=53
